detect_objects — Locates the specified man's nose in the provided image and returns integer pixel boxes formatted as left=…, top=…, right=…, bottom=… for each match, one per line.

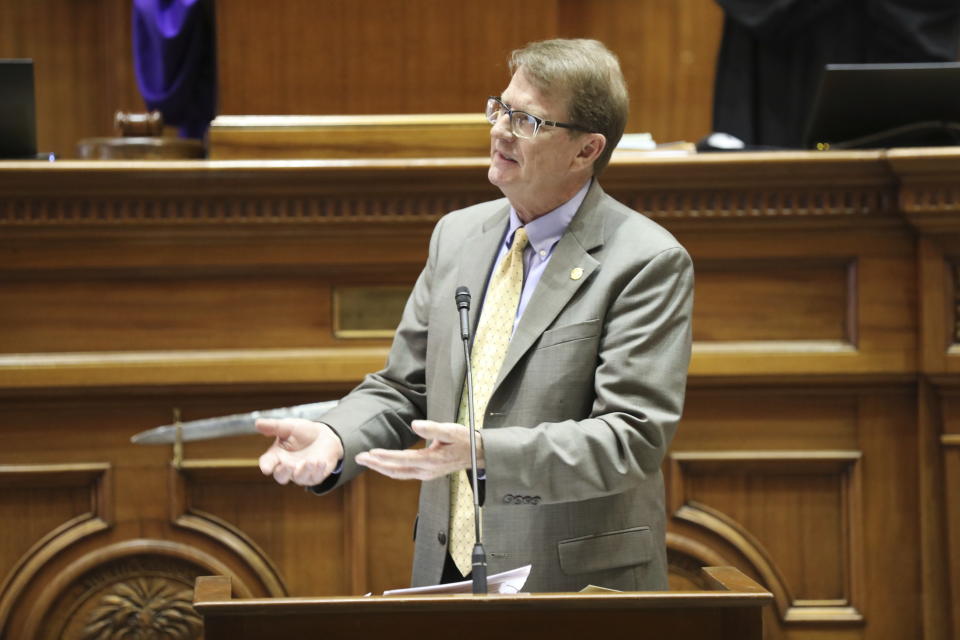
left=490, top=112, right=514, bottom=140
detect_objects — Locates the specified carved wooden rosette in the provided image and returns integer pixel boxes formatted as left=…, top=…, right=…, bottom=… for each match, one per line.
left=14, top=539, right=237, bottom=640
left=50, top=555, right=202, bottom=640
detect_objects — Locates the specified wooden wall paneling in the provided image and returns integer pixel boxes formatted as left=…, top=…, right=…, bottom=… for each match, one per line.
left=0, top=1, right=142, bottom=159
left=363, top=472, right=421, bottom=594
left=673, top=385, right=922, bottom=639
left=557, top=0, right=724, bottom=142
left=0, top=388, right=382, bottom=637
left=692, top=257, right=853, bottom=343
left=345, top=474, right=368, bottom=594
left=0, top=0, right=725, bottom=158
left=680, top=225, right=913, bottom=378
left=4, top=150, right=960, bottom=638
left=670, top=386, right=867, bottom=631
left=169, top=458, right=288, bottom=597
left=217, top=0, right=723, bottom=144
left=677, top=388, right=861, bottom=453
left=857, top=389, right=921, bottom=640
left=0, top=464, right=111, bottom=637
left=670, top=452, right=864, bottom=624
left=216, top=0, right=558, bottom=117
left=917, top=380, right=954, bottom=640
left=917, top=237, right=953, bottom=374
left=892, top=148, right=960, bottom=377
left=935, top=390, right=960, bottom=640
left=603, top=150, right=915, bottom=378
left=903, top=149, right=960, bottom=640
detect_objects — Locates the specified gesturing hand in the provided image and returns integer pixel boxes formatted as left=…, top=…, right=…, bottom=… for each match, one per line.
left=257, top=418, right=344, bottom=487
left=355, top=420, right=483, bottom=481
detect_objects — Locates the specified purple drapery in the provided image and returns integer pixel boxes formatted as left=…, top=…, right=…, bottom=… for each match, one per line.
left=133, top=0, right=216, bottom=139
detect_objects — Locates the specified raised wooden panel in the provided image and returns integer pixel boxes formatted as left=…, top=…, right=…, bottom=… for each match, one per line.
left=677, top=390, right=859, bottom=452
left=856, top=392, right=921, bottom=640
left=0, top=464, right=112, bottom=637
left=693, top=259, right=853, bottom=343
left=174, top=462, right=344, bottom=596
left=0, top=274, right=335, bottom=353
left=0, top=465, right=108, bottom=569
left=669, top=452, right=863, bottom=624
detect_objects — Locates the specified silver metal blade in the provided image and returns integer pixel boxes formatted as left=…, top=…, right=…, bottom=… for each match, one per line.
left=130, top=400, right=339, bottom=445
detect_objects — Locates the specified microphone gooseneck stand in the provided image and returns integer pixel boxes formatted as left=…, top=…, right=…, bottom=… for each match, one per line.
left=455, top=286, right=488, bottom=595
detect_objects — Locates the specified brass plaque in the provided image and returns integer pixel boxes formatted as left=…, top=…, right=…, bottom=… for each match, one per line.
left=333, top=286, right=410, bottom=338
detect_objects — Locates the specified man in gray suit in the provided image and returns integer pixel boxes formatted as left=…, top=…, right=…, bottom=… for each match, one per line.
left=258, top=38, right=693, bottom=592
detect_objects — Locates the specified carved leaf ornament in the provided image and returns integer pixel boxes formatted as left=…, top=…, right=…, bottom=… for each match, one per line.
left=81, top=577, right=200, bottom=640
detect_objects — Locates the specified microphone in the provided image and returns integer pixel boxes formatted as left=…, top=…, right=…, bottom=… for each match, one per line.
left=455, top=286, right=471, bottom=340
left=454, top=285, right=488, bottom=594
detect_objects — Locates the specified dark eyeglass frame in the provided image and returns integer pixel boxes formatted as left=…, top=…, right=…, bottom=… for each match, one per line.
left=485, top=96, right=592, bottom=139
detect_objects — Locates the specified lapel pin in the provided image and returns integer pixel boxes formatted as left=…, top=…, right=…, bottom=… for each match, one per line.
left=570, top=267, right=584, bottom=281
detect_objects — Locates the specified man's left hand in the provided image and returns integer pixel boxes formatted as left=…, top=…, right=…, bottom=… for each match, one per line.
left=355, top=419, right=483, bottom=480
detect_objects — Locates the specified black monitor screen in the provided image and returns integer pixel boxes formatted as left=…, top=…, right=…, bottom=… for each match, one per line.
left=0, top=59, right=37, bottom=159
left=803, top=62, right=960, bottom=149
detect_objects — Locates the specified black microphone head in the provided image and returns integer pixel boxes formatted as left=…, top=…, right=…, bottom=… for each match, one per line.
left=455, top=286, right=471, bottom=310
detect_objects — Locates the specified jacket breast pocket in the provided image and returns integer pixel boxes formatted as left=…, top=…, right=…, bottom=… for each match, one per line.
left=537, top=318, right=600, bottom=350
left=557, top=526, right=653, bottom=575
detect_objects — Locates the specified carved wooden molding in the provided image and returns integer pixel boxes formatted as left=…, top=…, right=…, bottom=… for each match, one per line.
left=0, top=463, right=112, bottom=636
left=0, top=152, right=923, bottom=233
left=23, top=539, right=239, bottom=640
left=888, top=148, right=960, bottom=233
left=1, top=150, right=958, bottom=235
left=623, top=187, right=893, bottom=221
left=666, top=531, right=733, bottom=590
left=669, top=451, right=864, bottom=625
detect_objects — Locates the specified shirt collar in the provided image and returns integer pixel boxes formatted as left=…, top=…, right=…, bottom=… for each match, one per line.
left=505, top=179, right=591, bottom=255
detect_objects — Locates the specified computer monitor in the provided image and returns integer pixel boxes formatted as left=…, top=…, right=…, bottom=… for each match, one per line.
left=803, top=62, right=960, bottom=149
left=0, top=59, right=37, bottom=159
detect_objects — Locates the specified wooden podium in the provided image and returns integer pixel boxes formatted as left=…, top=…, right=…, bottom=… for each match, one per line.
left=194, top=567, right=772, bottom=640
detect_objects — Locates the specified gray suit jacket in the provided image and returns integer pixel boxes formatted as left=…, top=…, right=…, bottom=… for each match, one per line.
left=318, top=181, right=693, bottom=592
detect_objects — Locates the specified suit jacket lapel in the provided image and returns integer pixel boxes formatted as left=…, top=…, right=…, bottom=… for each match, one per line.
left=494, top=183, right=607, bottom=391
left=443, top=204, right=510, bottom=421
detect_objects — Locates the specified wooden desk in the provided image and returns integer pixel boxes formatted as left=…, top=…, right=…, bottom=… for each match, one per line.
left=0, top=149, right=957, bottom=640
left=194, top=567, right=772, bottom=640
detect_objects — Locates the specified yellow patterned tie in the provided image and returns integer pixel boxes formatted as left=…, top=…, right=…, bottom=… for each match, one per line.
left=449, top=227, right=529, bottom=576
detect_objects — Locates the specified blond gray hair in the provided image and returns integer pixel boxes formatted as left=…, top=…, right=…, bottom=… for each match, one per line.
left=509, top=39, right=628, bottom=175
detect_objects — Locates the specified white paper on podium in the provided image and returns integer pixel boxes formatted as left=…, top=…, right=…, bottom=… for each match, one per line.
left=382, top=565, right=531, bottom=596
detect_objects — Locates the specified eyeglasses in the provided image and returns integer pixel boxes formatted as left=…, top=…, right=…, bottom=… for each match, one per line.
left=485, top=96, right=591, bottom=139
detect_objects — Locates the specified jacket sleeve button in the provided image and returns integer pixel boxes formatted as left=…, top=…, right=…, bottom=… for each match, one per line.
left=438, top=531, right=447, bottom=545
left=503, top=494, right=514, bottom=504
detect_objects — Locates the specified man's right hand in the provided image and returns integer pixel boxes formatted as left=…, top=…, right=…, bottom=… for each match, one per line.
left=257, top=418, right=344, bottom=487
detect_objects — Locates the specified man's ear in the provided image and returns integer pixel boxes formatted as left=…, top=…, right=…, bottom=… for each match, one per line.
left=574, top=133, right=606, bottom=169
